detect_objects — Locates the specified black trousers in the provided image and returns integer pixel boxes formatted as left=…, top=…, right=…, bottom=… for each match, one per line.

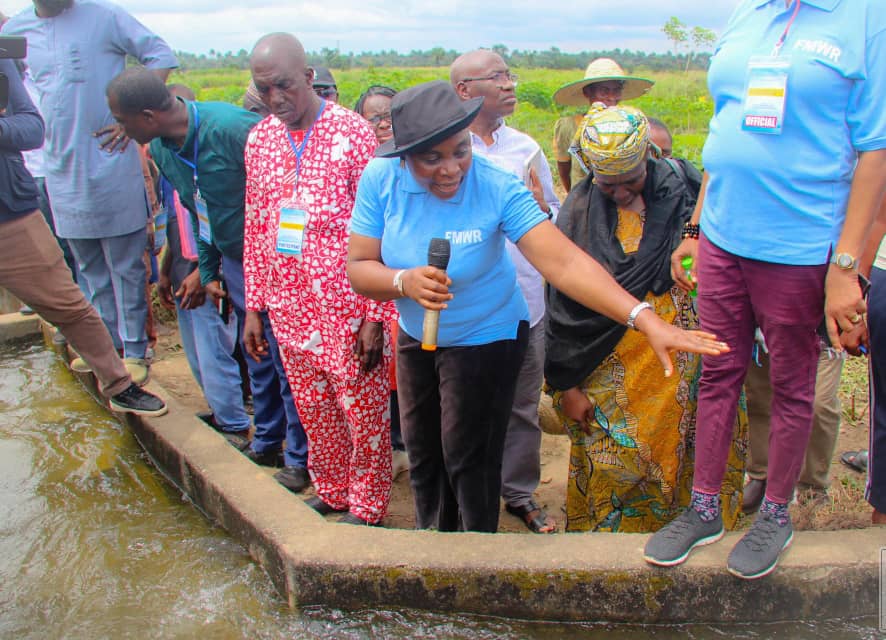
left=867, top=267, right=886, bottom=514
left=397, top=321, right=528, bottom=532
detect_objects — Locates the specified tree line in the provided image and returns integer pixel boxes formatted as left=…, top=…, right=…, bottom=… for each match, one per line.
left=173, top=45, right=712, bottom=73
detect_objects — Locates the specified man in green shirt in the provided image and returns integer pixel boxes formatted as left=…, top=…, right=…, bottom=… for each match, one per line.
left=106, top=67, right=311, bottom=494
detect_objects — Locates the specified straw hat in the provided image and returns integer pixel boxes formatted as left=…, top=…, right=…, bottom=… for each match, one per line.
left=376, top=80, right=483, bottom=157
left=552, top=58, right=654, bottom=107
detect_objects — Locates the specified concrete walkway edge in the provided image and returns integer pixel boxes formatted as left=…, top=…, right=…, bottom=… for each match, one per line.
left=3, top=314, right=881, bottom=623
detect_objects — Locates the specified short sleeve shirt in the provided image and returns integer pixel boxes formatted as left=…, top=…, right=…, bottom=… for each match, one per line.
left=701, top=0, right=886, bottom=265
left=552, top=114, right=586, bottom=187
left=350, top=154, right=547, bottom=347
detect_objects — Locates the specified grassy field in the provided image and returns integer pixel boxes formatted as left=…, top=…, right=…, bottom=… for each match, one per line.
left=169, top=67, right=713, bottom=184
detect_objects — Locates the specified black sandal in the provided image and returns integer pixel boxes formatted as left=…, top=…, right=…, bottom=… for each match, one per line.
left=505, top=499, right=557, bottom=534
left=840, top=450, right=868, bottom=473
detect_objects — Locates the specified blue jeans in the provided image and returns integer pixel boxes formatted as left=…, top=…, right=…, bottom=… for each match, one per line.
left=222, top=256, right=308, bottom=467
left=67, top=227, right=148, bottom=359
left=177, top=296, right=250, bottom=433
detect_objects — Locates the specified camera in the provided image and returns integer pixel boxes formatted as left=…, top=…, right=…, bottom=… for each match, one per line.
left=0, top=36, right=27, bottom=111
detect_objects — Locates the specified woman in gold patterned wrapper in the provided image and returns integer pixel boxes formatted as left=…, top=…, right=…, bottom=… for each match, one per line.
left=544, top=104, right=747, bottom=533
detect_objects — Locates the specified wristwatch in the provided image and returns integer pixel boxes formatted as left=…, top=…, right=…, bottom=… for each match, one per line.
left=830, top=252, right=859, bottom=270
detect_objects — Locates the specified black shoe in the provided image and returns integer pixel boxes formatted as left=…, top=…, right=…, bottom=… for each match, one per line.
left=244, top=446, right=284, bottom=468
left=109, top=384, right=168, bottom=417
left=196, top=412, right=250, bottom=450
left=338, top=512, right=379, bottom=526
left=742, top=478, right=766, bottom=515
left=304, top=495, right=346, bottom=515
left=221, top=431, right=250, bottom=450
left=275, top=465, right=311, bottom=493
left=195, top=411, right=215, bottom=427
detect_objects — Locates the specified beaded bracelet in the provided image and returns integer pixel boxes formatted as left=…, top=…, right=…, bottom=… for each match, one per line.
left=681, top=223, right=700, bottom=240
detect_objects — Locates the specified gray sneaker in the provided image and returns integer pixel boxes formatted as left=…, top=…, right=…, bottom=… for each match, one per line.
left=727, top=512, right=793, bottom=580
left=643, top=508, right=724, bottom=567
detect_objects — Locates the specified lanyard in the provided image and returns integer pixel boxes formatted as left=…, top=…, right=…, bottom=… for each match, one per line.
left=175, top=102, right=201, bottom=192
left=772, top=0, right=801, bottom=56
left=285, top=99, right=326, bottom=189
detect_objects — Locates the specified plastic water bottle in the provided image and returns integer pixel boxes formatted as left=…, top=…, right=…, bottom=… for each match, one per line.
left=681, top=256, right=697, bottom=298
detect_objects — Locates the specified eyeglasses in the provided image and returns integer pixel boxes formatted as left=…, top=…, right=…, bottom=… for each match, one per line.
left=315, top=86, right=338, bottom=98
left=366, top=112, right=392, bottom=126
left=461, top=71, right=518, bottom=86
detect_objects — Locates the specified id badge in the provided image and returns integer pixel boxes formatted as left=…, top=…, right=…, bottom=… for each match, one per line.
left=276, top=202, right=307, bottom=256
left=153, top=205, right=168, bottom=251
left=741, top=56, right=790, bottom=135
left=195, top=191, right=212, bottom=243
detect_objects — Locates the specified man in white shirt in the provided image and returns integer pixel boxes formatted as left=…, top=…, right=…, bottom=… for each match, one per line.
left=451, top=49, right=560, bottom=533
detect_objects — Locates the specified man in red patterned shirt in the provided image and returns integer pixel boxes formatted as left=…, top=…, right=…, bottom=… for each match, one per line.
left=243, top=33, right=393, bottom=525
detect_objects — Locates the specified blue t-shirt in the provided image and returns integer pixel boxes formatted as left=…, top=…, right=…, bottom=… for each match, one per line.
left=701, top=0, right=886, bottom=265
left=351, top=154, right=546, bottom=346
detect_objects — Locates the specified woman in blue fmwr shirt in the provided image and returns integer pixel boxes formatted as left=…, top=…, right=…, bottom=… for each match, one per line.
left=644, top=0, right=886, bottom=580
left=346, top=80, right=728, bottom=534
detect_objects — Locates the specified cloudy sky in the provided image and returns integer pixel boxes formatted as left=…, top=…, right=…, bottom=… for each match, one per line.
left=3, top=1, right=742, bottom=55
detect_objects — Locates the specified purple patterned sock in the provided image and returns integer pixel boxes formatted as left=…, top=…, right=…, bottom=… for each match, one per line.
left=690, top=489, right=720, bottom=522
left=760, top=497, right=790, bottom=527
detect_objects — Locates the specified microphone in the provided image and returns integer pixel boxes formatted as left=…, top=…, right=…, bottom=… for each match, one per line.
left=421, top=237, right=451, bottom=351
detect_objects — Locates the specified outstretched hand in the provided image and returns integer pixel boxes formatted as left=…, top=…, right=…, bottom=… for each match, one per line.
left=633, top=307, right=729, bottom=377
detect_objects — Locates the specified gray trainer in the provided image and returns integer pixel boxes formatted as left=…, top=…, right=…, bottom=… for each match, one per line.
left=643, top=508, right=724, bottom=567
left=727, top=512, right=793, bottom=580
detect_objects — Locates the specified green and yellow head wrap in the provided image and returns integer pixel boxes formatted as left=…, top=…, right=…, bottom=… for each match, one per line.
left=569, top=103, right=650, bottom=176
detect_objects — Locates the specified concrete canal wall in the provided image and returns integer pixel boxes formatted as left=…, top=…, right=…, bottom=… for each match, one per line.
left=1, top=312, right=881, bottom=623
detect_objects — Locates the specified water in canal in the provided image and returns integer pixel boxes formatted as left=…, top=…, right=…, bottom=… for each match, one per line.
left=0, top=342, right=879, bottom=639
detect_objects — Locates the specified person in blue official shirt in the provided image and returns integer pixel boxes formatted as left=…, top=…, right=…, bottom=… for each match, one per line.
left=347, top=80, right=728, bottom=533
left=645, top=0, right=886, bottom=580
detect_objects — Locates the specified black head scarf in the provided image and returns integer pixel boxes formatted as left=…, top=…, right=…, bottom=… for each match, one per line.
left=544, top=157, right=694, bottom=391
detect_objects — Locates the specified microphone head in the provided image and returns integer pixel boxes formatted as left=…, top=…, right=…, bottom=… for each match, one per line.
left=427, top=237, right=451, bottom=270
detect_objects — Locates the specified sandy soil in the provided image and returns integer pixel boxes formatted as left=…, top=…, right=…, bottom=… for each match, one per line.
left=149, top=319, right=874, bottom=533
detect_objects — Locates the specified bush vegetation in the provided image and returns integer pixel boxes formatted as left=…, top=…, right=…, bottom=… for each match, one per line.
left=171, top=66, right=714, bottom=187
